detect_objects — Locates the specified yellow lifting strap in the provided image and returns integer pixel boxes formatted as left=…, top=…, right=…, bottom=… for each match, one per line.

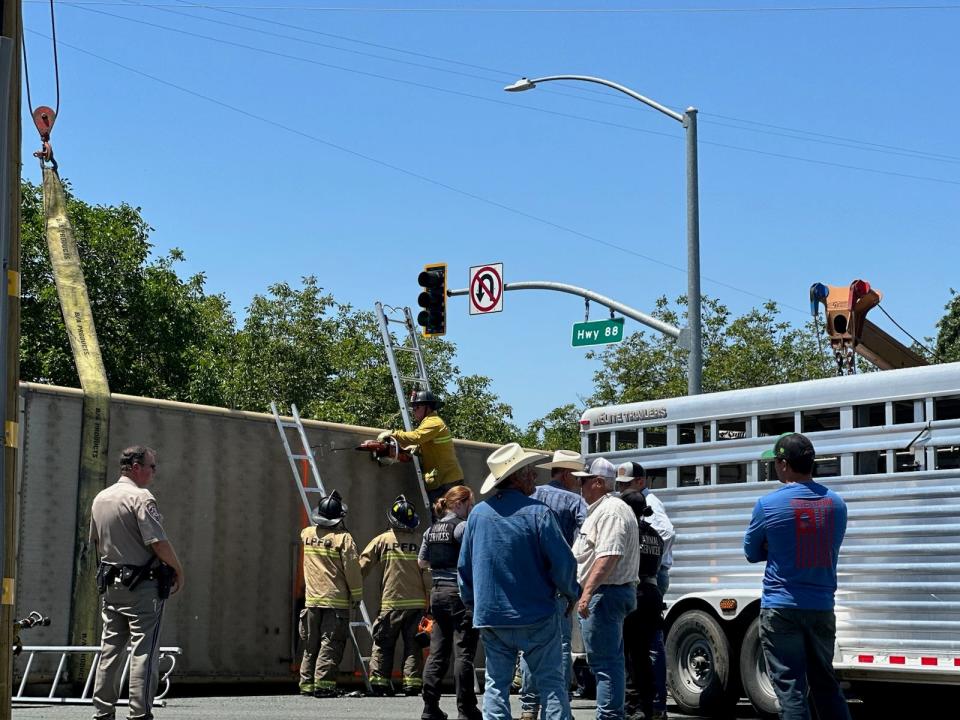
left=41, top=165, right=110, bottom=660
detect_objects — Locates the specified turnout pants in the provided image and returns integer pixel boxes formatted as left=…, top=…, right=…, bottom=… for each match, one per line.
left=299, top=607, right=349, bottom=694
left=369, top=608, right=425, bottom=692
left=93, top=581, right=165, bottom=720
left=421, top=582, right=480, bottom=720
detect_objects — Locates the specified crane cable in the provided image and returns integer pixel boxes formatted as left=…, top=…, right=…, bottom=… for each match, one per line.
left=23, top=0, right=112, bottom=679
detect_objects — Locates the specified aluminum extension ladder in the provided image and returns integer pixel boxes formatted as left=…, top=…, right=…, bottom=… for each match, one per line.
left=374, top=302, right=432, bottom=513
left=373, top=305, right=486, bottom=694
left=13, top=645, right=181, bottom=705
left=270, top=402, right=375, bottom=693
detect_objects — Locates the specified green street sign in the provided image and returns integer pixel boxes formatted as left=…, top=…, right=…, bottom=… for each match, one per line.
left=572, top=318, right=625, bottom=347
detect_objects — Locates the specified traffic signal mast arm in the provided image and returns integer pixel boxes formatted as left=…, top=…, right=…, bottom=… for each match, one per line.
left=447, top=280, right=682, bottom=341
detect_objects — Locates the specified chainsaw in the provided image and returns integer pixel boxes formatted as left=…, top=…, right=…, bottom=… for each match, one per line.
left=355, top=438, right=414, bottom=466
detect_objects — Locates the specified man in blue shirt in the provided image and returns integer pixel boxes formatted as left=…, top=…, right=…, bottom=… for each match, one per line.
left=744, top=433, right=851, bottom=720
left=518, top=450, right=589, bottom=719
left=458, top=443, right=579, bottom=720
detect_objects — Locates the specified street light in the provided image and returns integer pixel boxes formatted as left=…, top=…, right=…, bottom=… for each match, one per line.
left=505, top=75, right=703, bottom=396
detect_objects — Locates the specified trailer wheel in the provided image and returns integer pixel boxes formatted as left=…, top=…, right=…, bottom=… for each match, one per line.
left=666, top=609, right=739, bottom=716
left=739, top=617, right=779, bottom=718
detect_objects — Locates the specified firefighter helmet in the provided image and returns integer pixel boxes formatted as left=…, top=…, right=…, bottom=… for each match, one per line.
left=409, top=390, right=443, bottom=410
left=388, top=495, right=420, bottom=530
left=312, top=490, right=348, bottom=528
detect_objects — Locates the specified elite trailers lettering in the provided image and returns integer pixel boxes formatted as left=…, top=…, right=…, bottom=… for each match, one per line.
left=593, top=407, right=668, bottom=426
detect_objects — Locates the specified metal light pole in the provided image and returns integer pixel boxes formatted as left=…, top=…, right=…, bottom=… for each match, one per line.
left=505, top=75, right=703, bottom=395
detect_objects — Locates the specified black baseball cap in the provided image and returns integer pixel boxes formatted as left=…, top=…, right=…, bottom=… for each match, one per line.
left=615, top=461, right=646, bottom=483
left=760, top=432, right=815, bottom=463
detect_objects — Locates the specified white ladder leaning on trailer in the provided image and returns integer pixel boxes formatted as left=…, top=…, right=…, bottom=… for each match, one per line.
left=374, top=302, right=432, bottom=513
left=269, top=402, right=375, bottom=694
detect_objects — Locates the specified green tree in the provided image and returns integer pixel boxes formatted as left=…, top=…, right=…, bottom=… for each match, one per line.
left=443, top=374, right=522, bottom=445
left=588, top=295, right=831, bottom=407
left=19, top=180, right=236, bottom=404
left=934, top=289, right=960, bottom=363
left=521, top=403, right=583, bottom=452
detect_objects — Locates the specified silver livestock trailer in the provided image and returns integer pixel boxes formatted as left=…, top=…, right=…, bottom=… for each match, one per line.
left=580, top=362, right=960, bottom=716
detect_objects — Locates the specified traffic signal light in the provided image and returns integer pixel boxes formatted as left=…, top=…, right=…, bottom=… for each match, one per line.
left=417, top=263, right=447, bottom=336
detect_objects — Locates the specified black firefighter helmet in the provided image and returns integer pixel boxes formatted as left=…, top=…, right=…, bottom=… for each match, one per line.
left=388, top=494, right=420, bottom=530
left=312, top=490, right=348, bottom=528
left=409, top=389, right=443, bottom=410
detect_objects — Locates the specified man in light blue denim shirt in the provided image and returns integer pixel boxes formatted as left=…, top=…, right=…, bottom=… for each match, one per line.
left=458, top=443, right=579, bottom=720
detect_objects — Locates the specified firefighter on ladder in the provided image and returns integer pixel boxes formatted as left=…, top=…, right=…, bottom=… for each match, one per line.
left=299, top=490, right=363, bottom=698
left=359, top=495, right=431, bottom=696
left=377, top=390, right=464, bottom=507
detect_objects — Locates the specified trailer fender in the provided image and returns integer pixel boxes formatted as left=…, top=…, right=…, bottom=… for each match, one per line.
left=665, top=589, right=762, bottom=626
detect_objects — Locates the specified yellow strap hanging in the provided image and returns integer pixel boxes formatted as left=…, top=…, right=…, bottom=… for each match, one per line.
left=41, top=165, right=110, bottom=667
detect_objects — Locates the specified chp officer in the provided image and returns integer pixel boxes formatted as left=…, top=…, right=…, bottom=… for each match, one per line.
left=90, top=445, right=184, bottom=720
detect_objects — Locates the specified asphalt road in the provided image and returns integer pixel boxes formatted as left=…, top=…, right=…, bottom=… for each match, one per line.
left=11, top=693, right=875, bottom=720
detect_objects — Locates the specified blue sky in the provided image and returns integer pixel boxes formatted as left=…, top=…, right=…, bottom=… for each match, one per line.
left=19, top=1, right=960, bottom=426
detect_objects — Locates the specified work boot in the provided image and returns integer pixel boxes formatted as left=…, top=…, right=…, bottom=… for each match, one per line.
left=421, top=704, right=448, bottom=720
left=457, top=709, right=482, bottom=720
left=403, top=685, right=422, bottom=696
left=313, top=687, right=338, bottom=698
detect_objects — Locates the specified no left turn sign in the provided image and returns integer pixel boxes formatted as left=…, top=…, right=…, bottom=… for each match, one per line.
left=469, top=263, right=503, bottom=315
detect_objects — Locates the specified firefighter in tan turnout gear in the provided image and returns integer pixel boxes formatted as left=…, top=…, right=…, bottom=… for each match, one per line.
left=378, top=390, right=464, bottom=506
left=360, top=495, right=431, bottom=696
left=299, top=490, right=363, bottom=698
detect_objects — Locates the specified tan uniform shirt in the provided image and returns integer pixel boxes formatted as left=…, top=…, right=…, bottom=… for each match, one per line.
left=302, top=525, right=363, bottom=609
left=360, top=528, right=430, bottom=611
left=90, top=477, right=168, bottom=567
left=392, top=412, right=463, bottom=490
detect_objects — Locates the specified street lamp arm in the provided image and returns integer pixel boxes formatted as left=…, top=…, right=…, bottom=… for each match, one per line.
left=447, top=280, right=681, bottom=339
left=524, top=75, right=685, bottom=123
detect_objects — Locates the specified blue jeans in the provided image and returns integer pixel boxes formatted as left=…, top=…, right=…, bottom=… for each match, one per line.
left=481, top=613, right=571, bottom=720
left=651, top=567, right=670, bottom=713
left=759, top=608, right=852, bottom=720
left=579, top=583, right=637, bottom=720
left=520, top=597, right=573, bottom=715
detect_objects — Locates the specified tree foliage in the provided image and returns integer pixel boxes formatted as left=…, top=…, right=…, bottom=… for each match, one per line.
left=934, top=289, right=960, bottom=363
left=19, top=180, right=236, bottom=404
left=589, top=295, right=832, bottom=406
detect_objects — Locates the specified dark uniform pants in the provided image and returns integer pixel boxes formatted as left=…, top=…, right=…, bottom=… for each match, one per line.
left=93, top=581, right=165, bottom=720
left=624, top=582, right=664, bottom=720
left=421, top=582, right=480, bottom=720
left=299, top=607, right=349, bottom=693
left=369, top=608, right=425, bottom=692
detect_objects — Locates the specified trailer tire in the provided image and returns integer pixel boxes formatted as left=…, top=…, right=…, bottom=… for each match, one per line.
left=739, top=617, right=779, bottom=718
left=666, top=609, right=739, bottom=716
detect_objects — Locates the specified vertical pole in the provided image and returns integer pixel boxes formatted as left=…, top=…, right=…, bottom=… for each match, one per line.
left=0, top=1, right=21, bottom=718
left=684, top=107, right=703, bottom=395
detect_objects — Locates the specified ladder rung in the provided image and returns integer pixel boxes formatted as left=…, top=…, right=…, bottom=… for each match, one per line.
left=290, top=454, right=312, bottom=461
left=303, top=488, right=325, bottom=494
left=391, top=346, right=418, bottom=353
left=385, top=317, right=409, bottom=325
left=278, top=421, right=299, bottom=429
left=398, top=376, right=427, bottom=384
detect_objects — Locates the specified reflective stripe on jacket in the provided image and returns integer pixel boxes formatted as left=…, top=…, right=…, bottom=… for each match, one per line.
left=302, top=525, right=363, bottom=609
left=360, top=528, right=430, bottom=610
left=391, top=412, right=463, bottom=490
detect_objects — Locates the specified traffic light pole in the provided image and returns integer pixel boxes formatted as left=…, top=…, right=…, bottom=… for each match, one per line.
left=446, top=280, right=684, bottom=341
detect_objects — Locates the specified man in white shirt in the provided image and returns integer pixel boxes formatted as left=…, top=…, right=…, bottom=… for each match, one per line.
left=573, top=457, right=639, bottom=720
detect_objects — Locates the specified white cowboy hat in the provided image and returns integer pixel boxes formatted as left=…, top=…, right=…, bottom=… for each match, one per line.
left=536, top=449, right=585, bottom=472
left=572, top=457, right=618, bottom=480
left=481, top=443, right=547, bottom=495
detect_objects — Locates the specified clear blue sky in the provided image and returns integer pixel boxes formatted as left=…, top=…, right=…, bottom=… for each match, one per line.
left=19, top=1, right=960, bottom=426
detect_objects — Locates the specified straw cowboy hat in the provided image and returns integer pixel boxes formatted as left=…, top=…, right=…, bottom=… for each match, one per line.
left=536, top=449, right=585, bottom=472
left=481, top=443, right=547, bottom=495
